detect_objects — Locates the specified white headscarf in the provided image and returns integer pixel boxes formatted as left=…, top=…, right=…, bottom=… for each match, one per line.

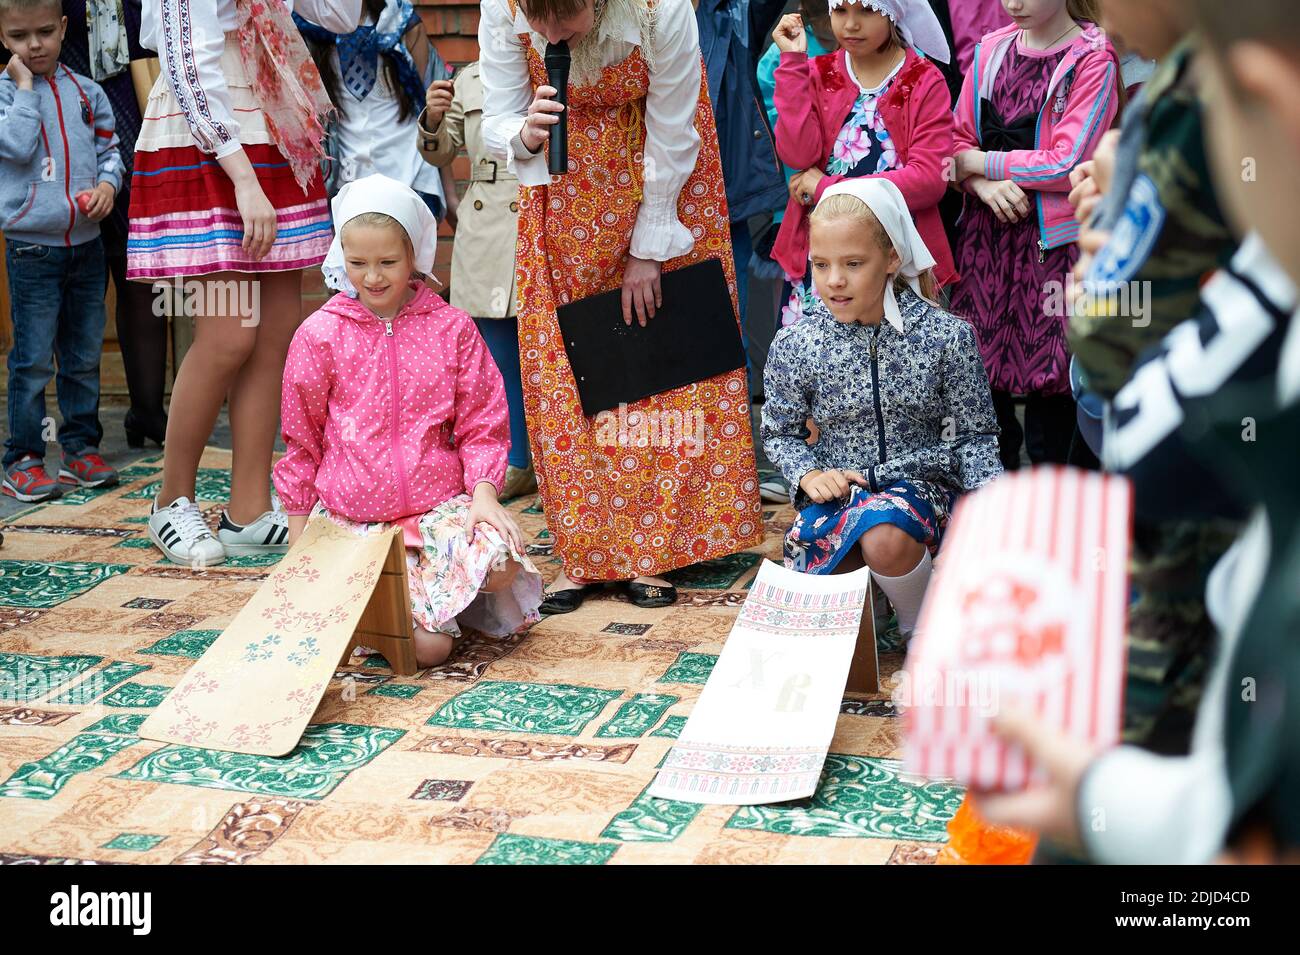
left=322, top=174, right=439, bottom=297
left=826, top=0, right=951, bottom=64
left=816, top=177, right=939, bottom=331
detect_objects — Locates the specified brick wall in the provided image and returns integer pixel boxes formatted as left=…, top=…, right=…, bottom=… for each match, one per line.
left=301, top=1, right=484, bottom=316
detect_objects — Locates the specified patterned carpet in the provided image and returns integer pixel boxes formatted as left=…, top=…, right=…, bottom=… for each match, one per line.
left=0, top=449, right=962, bottom=864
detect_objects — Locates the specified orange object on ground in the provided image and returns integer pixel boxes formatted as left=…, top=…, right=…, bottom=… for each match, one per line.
left=938, top=794, right=1038, bottom=864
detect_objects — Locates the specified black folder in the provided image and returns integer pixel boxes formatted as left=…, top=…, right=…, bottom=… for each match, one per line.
left=556, top=258, right=745, bottom=417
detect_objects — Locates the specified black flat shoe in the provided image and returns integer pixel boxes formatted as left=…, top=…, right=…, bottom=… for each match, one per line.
left=625, top=580, right=678, bottom=608
left=540, top=583, right=598, bottom=616
left=124, top=409, right=167, bottom=449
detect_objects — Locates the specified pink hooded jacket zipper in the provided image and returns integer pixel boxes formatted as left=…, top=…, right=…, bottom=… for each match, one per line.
left=274, top=284, right=509, bottom=523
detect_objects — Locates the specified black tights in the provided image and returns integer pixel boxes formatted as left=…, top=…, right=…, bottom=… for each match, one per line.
left=991, top=391, right=1078, bottom=470
left=106, top=251, right=168, bottom=427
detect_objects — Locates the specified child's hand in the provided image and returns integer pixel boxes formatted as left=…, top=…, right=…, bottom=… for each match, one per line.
left=973, top=177, right=1030, bottom=224
left=82, top=182, right=116, bottom=222
left=423, top=79, right=454, bottom=132
left=789, top=167, right=825, bottom=207
left=799, top=468, right=868, bottom=504
left=1068, top=162, right=1102, bottom=224
left=772, top=14, right=807, bottom=54
left=465, top=481, right=525, bottom=552
left=953, top=149, right=986, bottom=182
left=286, top=515, right=308, bottom=547
left=970, top=706, right=1101, bottom=848
left=1090, top=129, right=1119, bottom=197
left=4, top=56, right=34, bottom=89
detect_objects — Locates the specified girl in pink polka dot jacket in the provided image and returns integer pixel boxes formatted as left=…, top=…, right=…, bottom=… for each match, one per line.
left=274, top=175, right=544, bottom=668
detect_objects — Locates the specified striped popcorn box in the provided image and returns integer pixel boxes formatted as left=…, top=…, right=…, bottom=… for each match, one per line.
left=904, top=466, right=1133, bottom=791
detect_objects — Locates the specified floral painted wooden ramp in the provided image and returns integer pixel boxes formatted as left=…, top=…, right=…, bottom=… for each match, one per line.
left=650, top=561, right=871, bottom=804
left=139, top=518, right=405, bottom=756
left=0, top=448, right=963, bottom=864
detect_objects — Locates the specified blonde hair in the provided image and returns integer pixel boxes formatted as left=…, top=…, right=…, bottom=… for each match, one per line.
left=1064, top=1, right=1126, bottom=115
left=340, top=212, right=425, bottom=281
left=809, top=193, right=938, bottom=301
left=1067, top=0, right=1103, bottom=26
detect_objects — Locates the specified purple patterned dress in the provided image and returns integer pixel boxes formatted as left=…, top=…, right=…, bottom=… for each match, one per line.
left=949, top=41, right=1079, bottom=397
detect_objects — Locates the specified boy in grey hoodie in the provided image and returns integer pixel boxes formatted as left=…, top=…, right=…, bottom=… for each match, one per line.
left=1, top=0, right=123, bottom=501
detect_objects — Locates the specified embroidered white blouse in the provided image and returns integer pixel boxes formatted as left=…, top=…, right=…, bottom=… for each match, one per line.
left=477, top=0, right=702, bottom=262
left=140, top=0, right=362, bottom=159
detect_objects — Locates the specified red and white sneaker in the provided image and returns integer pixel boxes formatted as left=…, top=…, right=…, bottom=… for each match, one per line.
left=2, top=456, right=63, bottom=503
left=58, top=451, right=119, bottom=489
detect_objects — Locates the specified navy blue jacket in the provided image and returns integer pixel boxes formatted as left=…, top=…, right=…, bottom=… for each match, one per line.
left=696, top=0, right=787, bottom=223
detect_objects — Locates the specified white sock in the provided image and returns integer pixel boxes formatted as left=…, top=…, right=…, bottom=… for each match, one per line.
left=871, top=549, right=933, bottom=635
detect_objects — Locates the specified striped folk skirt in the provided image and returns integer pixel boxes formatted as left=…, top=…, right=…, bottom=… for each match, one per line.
left=126, top=35, right=332, bottom=280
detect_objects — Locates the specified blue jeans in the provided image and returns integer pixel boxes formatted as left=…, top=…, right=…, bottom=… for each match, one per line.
left=474, top=317, right=531, bottom=470
left=418, top=190, right=445, bottom=224
left=4, top=238, right=108, bottom=468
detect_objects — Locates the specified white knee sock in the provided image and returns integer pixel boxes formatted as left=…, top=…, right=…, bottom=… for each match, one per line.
left=871, top=549, right=933, bottom=635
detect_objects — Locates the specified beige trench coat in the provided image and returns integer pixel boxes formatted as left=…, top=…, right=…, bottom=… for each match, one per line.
left=418, top=61, right=520, bottom=319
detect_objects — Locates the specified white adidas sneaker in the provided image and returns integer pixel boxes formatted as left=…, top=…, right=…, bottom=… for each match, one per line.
left=217, top=508, right=290, bottom=556
left=149, top=497, right=226, bottom=567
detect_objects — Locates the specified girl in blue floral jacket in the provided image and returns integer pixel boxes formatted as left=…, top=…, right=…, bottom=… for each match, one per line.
left=760, top=178, right=1001, bottom=635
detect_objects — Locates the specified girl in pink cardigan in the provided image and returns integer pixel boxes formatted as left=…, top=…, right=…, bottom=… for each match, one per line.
left=274, top=175, right=543, bottom=668
left=947, top=1, right=1118, bottom=468
left=770, top=0, right=957, bottom=326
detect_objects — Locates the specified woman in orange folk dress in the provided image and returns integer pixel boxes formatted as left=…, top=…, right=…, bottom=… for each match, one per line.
left=479, top=0, right=763, bottom=613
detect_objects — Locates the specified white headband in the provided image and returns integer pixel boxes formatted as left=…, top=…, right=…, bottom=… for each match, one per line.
left=816, top=177, right=939, bottom=331
left=322, top=173, right=439, bottom=297
left=826, top=0, right=951, bottom=64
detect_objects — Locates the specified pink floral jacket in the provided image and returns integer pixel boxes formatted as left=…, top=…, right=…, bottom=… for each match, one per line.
left=771, top=46, right=958, bottom=287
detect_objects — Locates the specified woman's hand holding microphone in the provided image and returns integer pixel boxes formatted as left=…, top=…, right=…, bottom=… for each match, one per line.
left=520, top=84, right=565, bottom=154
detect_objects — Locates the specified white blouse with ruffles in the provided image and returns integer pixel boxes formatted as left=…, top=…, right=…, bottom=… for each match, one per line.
left=477, top=0, right=702, bottom=263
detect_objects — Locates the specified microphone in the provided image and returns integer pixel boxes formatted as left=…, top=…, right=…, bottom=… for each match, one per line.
left=544, top=40, right=570, bottom=176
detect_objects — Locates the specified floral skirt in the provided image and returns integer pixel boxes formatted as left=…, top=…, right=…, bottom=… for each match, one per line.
left=784, top=480, right=954, bottom=575
left=317, top=496, right=543, bottom=638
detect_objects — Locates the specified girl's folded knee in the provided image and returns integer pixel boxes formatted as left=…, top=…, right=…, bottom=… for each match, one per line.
left=859, top=525, right=924, bottom=574
left=413, top=627, right=456, bottom=668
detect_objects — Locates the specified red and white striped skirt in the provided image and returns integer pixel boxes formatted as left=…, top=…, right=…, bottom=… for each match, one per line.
left=126, top=36, right=333, bottom=280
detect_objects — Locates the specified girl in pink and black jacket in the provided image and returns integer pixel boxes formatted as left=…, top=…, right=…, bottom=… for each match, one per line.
left=770, top=0, right=957, bottom=327
left=948, top=1, right=1119, bottom=469
left=274, top=174, right=543, bottom=669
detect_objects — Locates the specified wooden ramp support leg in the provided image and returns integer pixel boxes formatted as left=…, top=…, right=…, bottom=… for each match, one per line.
left=845, top=582, right=880, bottom=694
left=338, top=533, right=419, bottom=676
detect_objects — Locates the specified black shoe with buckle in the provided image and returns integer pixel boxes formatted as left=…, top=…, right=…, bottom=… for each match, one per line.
left=540, top=583, right=598, bottom=615
left=625, top=580, right=678, bottom=608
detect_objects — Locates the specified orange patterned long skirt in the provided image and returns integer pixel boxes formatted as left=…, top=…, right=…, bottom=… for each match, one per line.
left=514, top=38, right=763, bottom=581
